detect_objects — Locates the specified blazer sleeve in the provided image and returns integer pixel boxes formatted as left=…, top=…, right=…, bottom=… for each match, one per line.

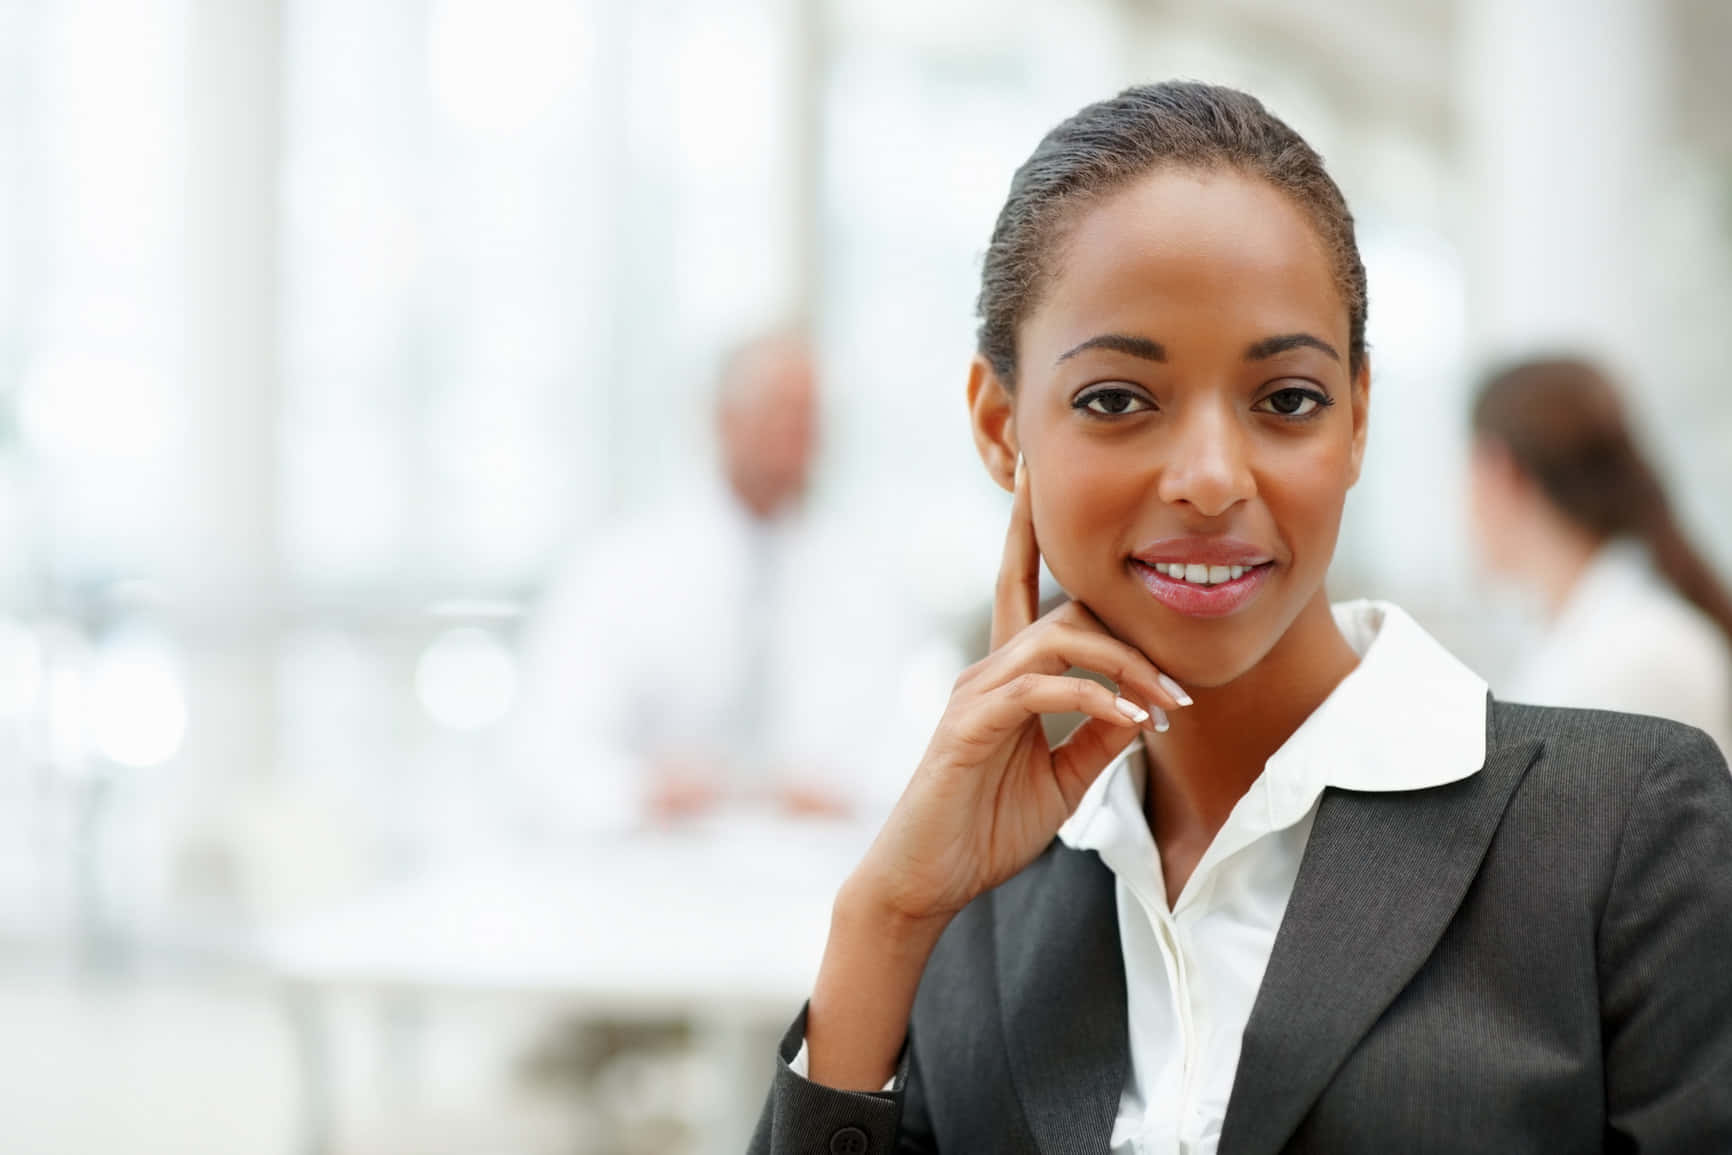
left=746, top=1003, right=937, bottom=1155
left=1599, top=724, right=1732, bottom=1151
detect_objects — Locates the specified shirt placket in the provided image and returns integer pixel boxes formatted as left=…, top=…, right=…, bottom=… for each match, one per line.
left=1172, top=881, right=1219, bottom=1152
left=1126, top=883, right=1198, bottom=1155
left=1131, top=854, right=1238, bottom=1155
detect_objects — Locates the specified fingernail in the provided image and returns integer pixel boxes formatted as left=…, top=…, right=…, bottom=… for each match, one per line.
left=1150, top=707, right=1170, bottom=733
left=1113, top=696, right=1149, bottom=724
left=1157, top=674, right=1192, bottom=707
left=1014, top=452, right=1025, bottom=483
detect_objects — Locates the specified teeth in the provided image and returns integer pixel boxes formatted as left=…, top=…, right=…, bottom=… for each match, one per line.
left=1150, top=561, right=1258, bottom=586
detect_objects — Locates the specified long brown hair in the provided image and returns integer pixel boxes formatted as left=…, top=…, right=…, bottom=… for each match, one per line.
left=1471, top=357, right=1732, bottom=648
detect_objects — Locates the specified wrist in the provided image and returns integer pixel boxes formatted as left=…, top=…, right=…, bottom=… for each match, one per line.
left=806, top=872, right=946, bottom=1092
left=834, top=869, right=953, bottom=955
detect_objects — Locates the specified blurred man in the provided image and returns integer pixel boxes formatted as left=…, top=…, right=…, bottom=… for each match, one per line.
left=509, top=332, right=918, bottom=829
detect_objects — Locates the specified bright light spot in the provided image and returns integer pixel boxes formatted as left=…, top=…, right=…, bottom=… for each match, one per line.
left=1361, top=229, right=1467, bottom=377
left=0, top=620, right=44, bottom=719
left=428, top=0, right=586, bottom=135
left=20, top=352, right=175, bottom=460
left=672, top=9, right=777, bottom=174
left=90, top=628, right=187, bottom=768
left=415, top=627, right=518, bottom=731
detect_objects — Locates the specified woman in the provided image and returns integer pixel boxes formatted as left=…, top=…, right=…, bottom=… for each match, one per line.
left=1469, top=356, right=1732, bottom=754
left=749, top=83, right=1732, bottom=1154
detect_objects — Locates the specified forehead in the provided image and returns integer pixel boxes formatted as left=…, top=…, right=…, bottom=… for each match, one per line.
left=1021, top=167, right=1346, bottom=365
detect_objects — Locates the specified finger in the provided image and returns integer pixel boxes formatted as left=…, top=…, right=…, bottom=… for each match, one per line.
left=1049, top=716, right=1142, bottom=811
left=958, top=673, right=1154, bottom=752
left=1052, top=601, right=1193, bottom=709
left=989, top=453, right=1040, bottom=651
left=983, top=619, right=1190, bottom=712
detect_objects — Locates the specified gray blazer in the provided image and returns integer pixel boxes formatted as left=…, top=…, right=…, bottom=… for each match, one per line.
left=748, top=701, right=1732, bottom=1154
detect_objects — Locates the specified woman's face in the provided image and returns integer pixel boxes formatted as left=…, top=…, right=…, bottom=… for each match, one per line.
left=973, top=166, right=1369, bottom=687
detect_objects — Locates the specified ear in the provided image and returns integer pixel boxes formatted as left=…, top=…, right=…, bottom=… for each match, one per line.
left=967, top=355, right=1019, bottom=492
left=1346, top=355, right=1371, bottom=487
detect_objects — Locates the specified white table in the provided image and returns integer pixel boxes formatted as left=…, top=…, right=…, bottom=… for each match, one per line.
left=261, top=814, right=875, bottom=1155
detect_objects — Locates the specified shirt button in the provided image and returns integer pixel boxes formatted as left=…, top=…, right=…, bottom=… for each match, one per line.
left=830, top=1126, right=870, bottom=1154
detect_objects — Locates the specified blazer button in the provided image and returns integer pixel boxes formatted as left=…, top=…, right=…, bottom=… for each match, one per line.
left=829, top=1126, right=869, bottom=1154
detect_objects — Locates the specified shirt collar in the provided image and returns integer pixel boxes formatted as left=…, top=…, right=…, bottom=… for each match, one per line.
left=1059, top=599, right=1489, bottom=853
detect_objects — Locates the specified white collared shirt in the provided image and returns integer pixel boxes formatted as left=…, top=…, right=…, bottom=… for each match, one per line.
left=791, top=601, right=1489, bottom=1148
left=1503, top=542, right=1732, bottom=756
left=1061, top=599, right=1488, bottom=1154
left=507, top=477, right=930, bottom=832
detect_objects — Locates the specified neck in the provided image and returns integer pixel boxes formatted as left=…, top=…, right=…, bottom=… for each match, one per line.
left=1142, top=591, right=1362, bottom=853
left=1527, top=523, right=1602, bottom=619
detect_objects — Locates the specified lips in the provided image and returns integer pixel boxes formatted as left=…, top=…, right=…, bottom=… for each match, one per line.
left=1128, top=538, right=1276, bottom=618
left=1130, top=537, right=1273, bottom=568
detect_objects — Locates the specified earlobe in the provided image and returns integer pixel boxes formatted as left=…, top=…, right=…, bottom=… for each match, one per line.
left=966, top=355, right=1019, bottom=491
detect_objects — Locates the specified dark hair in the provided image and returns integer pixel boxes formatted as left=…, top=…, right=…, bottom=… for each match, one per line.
left=1471, top=356, right=1732, bottom=648
left=976, top=81, right=1367, bottom=386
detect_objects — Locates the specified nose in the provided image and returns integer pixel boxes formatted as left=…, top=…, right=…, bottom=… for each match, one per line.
left=1155, top=400, right=1256, bottom=518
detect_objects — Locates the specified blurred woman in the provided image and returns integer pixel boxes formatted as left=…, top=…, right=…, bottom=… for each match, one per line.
left=1469, top=357, right=1732, bottom=754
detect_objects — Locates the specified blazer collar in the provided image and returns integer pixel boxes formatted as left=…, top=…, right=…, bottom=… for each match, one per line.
left=991, top=698, right=1541, bottom=1155
left=992, top=842, right=1128, bottom=1155
left=1217, top=699, right=1543, bottom=1155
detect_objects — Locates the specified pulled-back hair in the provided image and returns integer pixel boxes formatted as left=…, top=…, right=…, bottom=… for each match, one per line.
left=1472, top=356, right=1732, bottom=649
left=976, top=81, right=1367, bottom=386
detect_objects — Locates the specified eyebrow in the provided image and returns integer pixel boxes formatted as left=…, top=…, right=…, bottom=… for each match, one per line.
left=1055, top=334, right=1167, bottom=365
left=1245, top=332, right=1340, bottom=363
left=1056, top=330, right=1341, bottom=367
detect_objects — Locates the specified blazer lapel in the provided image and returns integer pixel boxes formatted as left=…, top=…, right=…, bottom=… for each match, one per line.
left=1218, top=726, right=1545, bottom=1155
left=993, top=842, right=1129, bottom=1154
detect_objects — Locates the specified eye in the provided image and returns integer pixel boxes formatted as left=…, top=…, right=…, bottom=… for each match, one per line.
left=1075, top=387, right=1155, bottom=418
left=1255, top=386, right=1331, bottom=418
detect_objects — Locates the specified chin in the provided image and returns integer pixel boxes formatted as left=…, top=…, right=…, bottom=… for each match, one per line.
left=1143, top=632, right=1271, bottom=689
left=1074, top=594, right=1275, bottom=689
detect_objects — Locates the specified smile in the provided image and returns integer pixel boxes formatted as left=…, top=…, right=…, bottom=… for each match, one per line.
left=1130, top=559, right=1273, bottom=618
left=1143, top=562, right=1253, bottom=586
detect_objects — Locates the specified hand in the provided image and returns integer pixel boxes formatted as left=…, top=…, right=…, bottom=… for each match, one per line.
left=849, top=455, right=1188, bottom=927
left=646, top=758, right=724, bottom=823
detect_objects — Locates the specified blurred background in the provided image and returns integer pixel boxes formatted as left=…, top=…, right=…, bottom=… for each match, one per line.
left=2, top=0, right=1731, bottom=1152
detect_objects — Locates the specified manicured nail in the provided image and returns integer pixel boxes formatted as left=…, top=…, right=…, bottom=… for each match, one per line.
left=1113, top=696, right=1149, bottom=724
left=1150, top=707, right=1170, bottom=733
left=1157, top=674, right=1192, bottom=707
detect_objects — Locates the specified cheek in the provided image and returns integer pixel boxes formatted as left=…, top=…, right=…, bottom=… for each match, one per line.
left=1467, top=467, right=1499, bottom=526
left=1261, top=438, right=1353, bottom=567
left=1029, top=449, right=1147, bottom=588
